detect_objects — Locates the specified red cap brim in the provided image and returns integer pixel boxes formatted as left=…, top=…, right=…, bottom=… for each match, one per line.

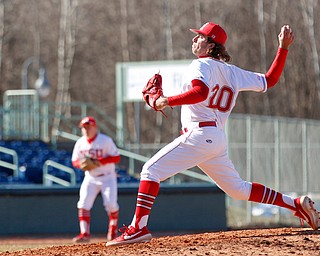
left=190, top=28, right=202, bottom=34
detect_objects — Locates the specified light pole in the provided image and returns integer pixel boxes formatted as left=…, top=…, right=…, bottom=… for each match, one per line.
left=20, top=57, right=51, bottom=140
left=21, top=56, right=51, bottom=97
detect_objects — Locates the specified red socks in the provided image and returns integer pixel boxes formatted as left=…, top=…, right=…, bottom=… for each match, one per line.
left=108, top=210, right=119, bottom=227
left=78, top=208, right=90, bottom=235
left=132, top=180, right=160, bottom=229
left=249, top=182, right=296, bottom=211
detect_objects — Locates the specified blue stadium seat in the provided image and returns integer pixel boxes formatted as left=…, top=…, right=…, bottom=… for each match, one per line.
left=0, top=153, right=14, bottom=176
left=76, top=170, right=85, bottom=183
left=25, top=162, right=43, bottom=184
left=116, top=168, right=139, bottom=183
left=0, top=172, right=8, bottom=183
left=0, top=140, right=138, bottom=185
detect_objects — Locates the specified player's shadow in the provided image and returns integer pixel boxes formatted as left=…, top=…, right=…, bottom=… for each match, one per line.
left=293, top=228, right=320, bottom=236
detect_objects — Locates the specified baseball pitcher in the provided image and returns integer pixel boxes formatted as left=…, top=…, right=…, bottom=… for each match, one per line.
left=106, top=22, right=319, bottom=247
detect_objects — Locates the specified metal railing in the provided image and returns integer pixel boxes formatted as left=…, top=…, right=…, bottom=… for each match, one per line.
left=42, top=160, right=76, bottom=187
left=52, top=130, right=213, bottom=183
left=43, top=101, right=117, bottom=143
left=3, top=90, right=40, bottom=140
left=0, top=146, right=19, bottom=177
left=0, top=146, right=76, bottom=187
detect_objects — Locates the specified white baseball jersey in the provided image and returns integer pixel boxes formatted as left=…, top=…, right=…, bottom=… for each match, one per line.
left=180, top=58, right=267, bottom=129
left=72, top=133, right=119, bottom=177
left=141, top=57, right=268, bottom=201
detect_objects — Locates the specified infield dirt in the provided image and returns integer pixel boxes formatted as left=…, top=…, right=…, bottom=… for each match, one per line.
left=0, top=227, right=319, bottom=256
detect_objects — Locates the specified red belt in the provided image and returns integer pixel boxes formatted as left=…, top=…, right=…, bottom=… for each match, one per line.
left=198, top=121, right=217, bottom=127
left=180, top=121, right=217, bottom=134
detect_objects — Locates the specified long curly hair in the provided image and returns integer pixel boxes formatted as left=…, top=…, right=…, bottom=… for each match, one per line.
left=206, top=37, right=231, bottom=62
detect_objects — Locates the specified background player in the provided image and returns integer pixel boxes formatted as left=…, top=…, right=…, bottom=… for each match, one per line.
left=72, top=116, right=121, bottom=242
left=107, top=22, right=319, bottom=246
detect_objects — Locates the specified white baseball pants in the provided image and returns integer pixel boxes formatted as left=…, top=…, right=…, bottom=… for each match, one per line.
left=77, top=171, right=119, bottom=213
left=141, top=125, right=252, bottom=200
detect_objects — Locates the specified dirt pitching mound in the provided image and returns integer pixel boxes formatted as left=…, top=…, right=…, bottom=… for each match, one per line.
left=0, top=228, right=319, bottom=256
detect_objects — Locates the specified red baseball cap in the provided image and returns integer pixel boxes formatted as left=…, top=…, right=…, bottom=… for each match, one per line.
left=79, top=116, right=96, bottom=127
left=190, top=22, right=227, bottom=46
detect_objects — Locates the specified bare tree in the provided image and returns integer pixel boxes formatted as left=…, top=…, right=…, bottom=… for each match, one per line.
left=193, top=0, right=201, bottom=29
left=120, top=0, right=129, bottom=62
left=52, top=0, right=78, bottom=135
left=1, top=0, right=320, bottom=143
left=0, top=0, right=4, bottom=81
left=31, top=0, right=40, bottom=62
left=256, top=0, right=270, bottom=115
left=163, top=0, right=173, bottom=60
left=300, top=0, right=320, bottom=115
left=120, top=0, right=138, bottom=145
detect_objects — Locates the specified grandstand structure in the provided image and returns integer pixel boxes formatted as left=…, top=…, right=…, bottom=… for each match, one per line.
left=0, top=89, right=140, bottom=186
left=0, top=89, right=213, bottom=187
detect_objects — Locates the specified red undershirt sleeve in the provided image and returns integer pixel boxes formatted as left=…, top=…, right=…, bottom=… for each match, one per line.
left=98, top=155, right=121, bottom=165
left=167, top=79, right=209, bottom=106
left=72, top=160, right=81, bottom=169
left=265, top=47, right=288, bottom=88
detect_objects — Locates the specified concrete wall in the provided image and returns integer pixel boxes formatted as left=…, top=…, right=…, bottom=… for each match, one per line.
left=0, top=183, right=226, bottom=236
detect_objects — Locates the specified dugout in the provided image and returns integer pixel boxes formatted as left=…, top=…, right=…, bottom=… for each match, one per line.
left=0, top=183, right=226, bottom=236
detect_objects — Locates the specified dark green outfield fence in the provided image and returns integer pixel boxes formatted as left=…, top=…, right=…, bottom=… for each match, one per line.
left=0, top=183, right=226, bottom=236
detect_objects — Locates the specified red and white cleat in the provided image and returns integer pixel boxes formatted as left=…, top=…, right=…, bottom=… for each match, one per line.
left=295, top=196, right=320, bottom=230
left=72, top=233, right=90, bottom=243
left=106, top=225, right=152, bottom=246
left=107, top=224, right=118, bottom=241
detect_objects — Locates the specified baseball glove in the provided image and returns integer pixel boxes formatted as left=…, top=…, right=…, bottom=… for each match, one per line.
left=80, top=157, right=101, bottom=171
left=142, top=72, right=167, bottom=117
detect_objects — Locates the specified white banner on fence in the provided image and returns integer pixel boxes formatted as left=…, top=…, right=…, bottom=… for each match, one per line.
left=120, top=60, right=192, bottom=101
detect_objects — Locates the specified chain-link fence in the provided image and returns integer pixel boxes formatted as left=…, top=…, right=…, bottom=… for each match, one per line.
left=226, top=114, right=320, bottom=227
